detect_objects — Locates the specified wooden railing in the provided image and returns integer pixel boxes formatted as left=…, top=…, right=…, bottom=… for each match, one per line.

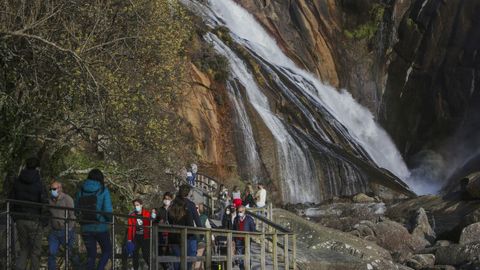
left=1, top=199, right=296, bottom=270
left=171, top=172, right=220, bottom=218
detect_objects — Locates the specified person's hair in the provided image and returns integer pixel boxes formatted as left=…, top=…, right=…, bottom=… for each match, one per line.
left=87, top=169, right=104, bottom=186
left=178, top=184, right=191, bottom=198
left=50, top=180, right=63, bottom=190
left=132, top=198, right=143, bottom=205
left=169, top=197, right=187, bottom=222
left=237, top=205, right=246, bottom=212
left=25, top=157, right=39, bottom=169
left=163, top=192, right=173, bottom=200
left=233, top=186, right=240, bottom=192
left=245, top=184, right=254, bottom=194
left=258, top=183, right=264, bottom=188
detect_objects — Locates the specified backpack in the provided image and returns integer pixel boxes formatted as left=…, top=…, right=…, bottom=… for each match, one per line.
left=77, top=189, right=102, bottom=224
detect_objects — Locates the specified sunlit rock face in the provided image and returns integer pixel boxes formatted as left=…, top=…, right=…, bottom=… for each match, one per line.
left=233, top=0, right=390, bottom=113
left=182, top=0, right=480, bottom=202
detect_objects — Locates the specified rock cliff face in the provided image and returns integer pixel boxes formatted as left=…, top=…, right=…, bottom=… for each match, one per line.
left=234, top=0, right=388, bottom=112
left=179, top=64, right=238, bottom=180
left=381, top=0, right=480, bottom=151
left=181, top=0, right=480, bottom=199
left=380, top=0, right=480, bottom=187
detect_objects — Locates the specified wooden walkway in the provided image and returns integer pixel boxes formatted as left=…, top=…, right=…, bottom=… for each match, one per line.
left=1, top=173, right=296, bottom=270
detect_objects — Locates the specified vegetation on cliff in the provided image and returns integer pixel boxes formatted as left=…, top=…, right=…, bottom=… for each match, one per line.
left=0, top=0, right=195, bottom=203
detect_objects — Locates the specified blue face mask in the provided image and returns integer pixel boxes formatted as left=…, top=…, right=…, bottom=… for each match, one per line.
left=135, top=205, right=142, bottom=213
left=51, top=189, right=59, bottom=198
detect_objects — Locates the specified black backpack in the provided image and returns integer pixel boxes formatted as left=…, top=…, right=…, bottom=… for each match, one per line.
left=77, top=189, right=102, bottom=224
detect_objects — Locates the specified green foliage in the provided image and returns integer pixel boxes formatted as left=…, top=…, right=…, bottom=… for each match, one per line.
left=0, top=0, right=195, bottom=201
left=344, top=4, right=385, bottom=41
left=192, top=42, right=230, bottom=82
left=406, top=18, right=416, bottom=29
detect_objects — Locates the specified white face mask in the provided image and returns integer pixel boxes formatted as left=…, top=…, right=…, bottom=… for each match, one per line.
left=163, top=199, right=171, bottom=206
left=151, top=212, right=157, bottom=219
left=238, top=212, right=245, bottom=217
left=226, top=210, right=231, bottom=215
left=135, top=205, right=142, bottom=213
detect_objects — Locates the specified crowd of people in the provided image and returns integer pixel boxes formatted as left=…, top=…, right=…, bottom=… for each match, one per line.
left=6, top=158, right=269, bottom=270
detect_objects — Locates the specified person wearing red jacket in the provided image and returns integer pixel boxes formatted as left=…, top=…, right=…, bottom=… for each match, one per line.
left=127, top=198, right=152, bottom=270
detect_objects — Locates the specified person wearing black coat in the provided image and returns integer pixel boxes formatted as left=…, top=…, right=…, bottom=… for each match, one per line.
left=9, top=158, right=48, bottom=270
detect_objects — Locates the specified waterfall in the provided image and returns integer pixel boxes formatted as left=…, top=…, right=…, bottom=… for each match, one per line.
left=204, top=0, right=410, bottom=181
left=208, top=34, right=321, bottom=203
left=182, top=0, right=419, bottom=199
left=226, top=80, right=263, bottom=183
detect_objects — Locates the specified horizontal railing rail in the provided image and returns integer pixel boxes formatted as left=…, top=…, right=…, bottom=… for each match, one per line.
left=1, top=199, right=296, bottom=270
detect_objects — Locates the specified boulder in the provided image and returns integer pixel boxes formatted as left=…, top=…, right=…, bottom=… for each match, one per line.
left=434, top=240, right=452, bottom=247
left=353, top=193, right=376, bottom=203
left=411, top=208, right=436, bottom=244
left=304, top=203, right=386, bottom=232
left=405, top=254, right=435, bottom=269
left=272, top=208, right=407, bottom=269
left=374, top=220, right=429, bottom=255
left=459, top=222, right=480, bottom=245
left=435, top=243, right=480, bottom=266
left=424, top=266, right=455, bottom=270
left=466, top=173, right=480, bottom=199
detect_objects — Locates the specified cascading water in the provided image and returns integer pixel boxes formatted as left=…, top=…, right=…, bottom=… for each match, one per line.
left=183, top=0, right=419, bottom=199
left=226, top=80, right=263, bottom=183
left=203, top=0, right=410, bottom=180
left=209, top=34, right=321, bottom=203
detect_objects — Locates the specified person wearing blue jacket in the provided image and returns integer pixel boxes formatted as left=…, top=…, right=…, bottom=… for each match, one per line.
left=75, top=169, right=113, bottom=270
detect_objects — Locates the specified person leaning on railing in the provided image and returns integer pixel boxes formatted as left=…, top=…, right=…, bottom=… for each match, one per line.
left=74, top=169, right=113, bottom=270
left=126, top=198, right=152, bottom=270
left=48, top=181, right=80, bottom=270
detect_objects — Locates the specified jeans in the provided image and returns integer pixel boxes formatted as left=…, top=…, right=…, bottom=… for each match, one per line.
left=16, top=219, right=43, bottom=270
left=171, top=244, right=180, bottom=270
left=82, top=231, right=112, bottom=270
left=236, top=239, right=249, bottom=270
left=171, top=239, right=197, bottom=270
left=133, top=235, right=150, bottom=270
left=48, top=228, right=79, bottom=270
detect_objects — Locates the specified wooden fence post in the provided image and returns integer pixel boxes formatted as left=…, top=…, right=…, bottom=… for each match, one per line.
left=260, top=234, right=266, bottom=270
left=272, top=233, right=278, bottom=270
left=292, top=234, right=297, bottom=270
left=284, top=234, right=289, bottom=270
left=206, top=230, right=212, bottom=270
left=181, top=228, right=188, bottom=270
left=245, top=234, right=251, bottom=270
left=227, top=232, right=233, bottom=270
left=151, top=224, right=158, bottom=270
